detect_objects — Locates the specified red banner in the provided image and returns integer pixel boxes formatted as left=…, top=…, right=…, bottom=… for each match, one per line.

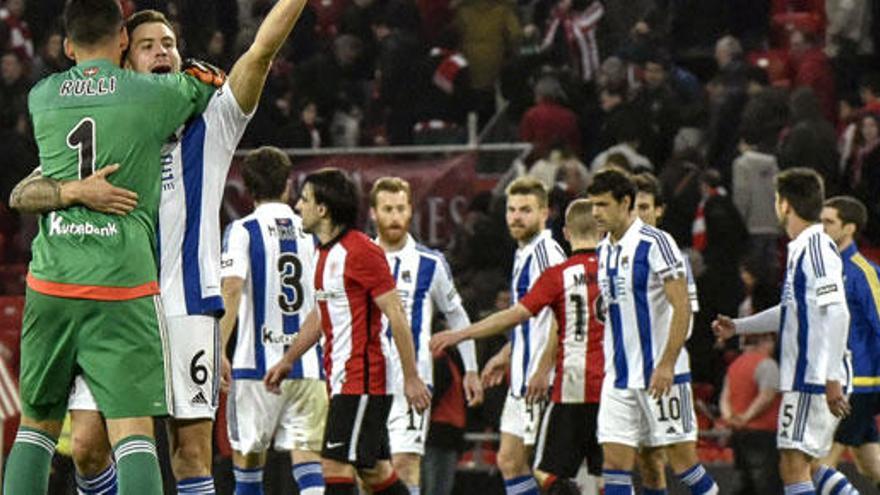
left=223, top=152, right=486, bottom=248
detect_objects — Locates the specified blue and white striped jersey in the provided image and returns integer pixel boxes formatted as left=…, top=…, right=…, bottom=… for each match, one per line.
left=509, top=229, right=567, bottom=397
left=221, top=203, right=323, bottom=381
left=778, top=224, right=849, bottom=392
left=597, top=218, right=692, bottom=390
left=158, top=84, right=252, bottom=317
left=380, top=234, right=477, bottom=392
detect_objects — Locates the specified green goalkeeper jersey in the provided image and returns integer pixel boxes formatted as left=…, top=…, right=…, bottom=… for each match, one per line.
left=26, top=58, right=215, bottom=299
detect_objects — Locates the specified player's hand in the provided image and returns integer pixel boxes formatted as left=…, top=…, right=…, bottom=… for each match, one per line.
left=525, top=368, right=550, bottom=405
left=62, top=164, right=138, bottom=215
left=404, top=375, right=432, bottom=414
left=728, top=414, right=746, bottom=429
left=648, top=363, right=674, bottom=399
left=826, top=380, right=851, bottom=418
left=220, top=356, right=232, bottom=393
left=263, top=357, right=293, bottom=395
left=183, top=58, right=226, bottom=88
left=480, top=350, right=510, bottom=388
left=429, top=330, right=462, bottom=356
left=711, top=314, right=737, bottom=343
left=462, top=371, right=484, bottom=407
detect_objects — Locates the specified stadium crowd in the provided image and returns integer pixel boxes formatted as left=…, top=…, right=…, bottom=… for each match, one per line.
left=1, top=0, right=880, bottom=494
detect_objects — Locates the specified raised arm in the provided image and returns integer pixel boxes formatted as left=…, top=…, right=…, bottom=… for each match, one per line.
left=228, top=0, right=308, bottom=114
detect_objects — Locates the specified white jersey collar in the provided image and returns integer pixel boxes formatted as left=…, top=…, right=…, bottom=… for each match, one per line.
left=788, top=223, right=824, bottom=249
left=517, top=228, right=553, bottom=256
left=253, top=201, right=295, bottom=217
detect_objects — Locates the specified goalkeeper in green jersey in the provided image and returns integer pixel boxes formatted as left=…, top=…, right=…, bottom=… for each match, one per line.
left=3, top=1, right=217, bottom=493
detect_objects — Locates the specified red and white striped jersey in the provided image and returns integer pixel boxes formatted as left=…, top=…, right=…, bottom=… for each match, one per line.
left=315, top=229, right=397, bottom=396
left=541, top=1, right=604, bottom=82
left=520, top=249, right=604, bottom=403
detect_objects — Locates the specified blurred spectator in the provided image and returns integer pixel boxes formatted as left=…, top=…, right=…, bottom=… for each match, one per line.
left=0, top=105, right=36, bottom=202
left=518, top=74, right=580, bottom=163
left=290, top=34, right=369, bottom=138
left=844, top=113, right=880, bottom=242
left=720, top=333, right=783, bottom=495
left=632, top=49, right=682, bottom=167
left=452, top=0, right=522, bottom=124
left=593, top=82, right=627, bottom=153
left=737, top=256, right=780, bottom=318
left=824, top=0, right=874, bottom=59
left=596, top=0, right=654, bottom=57
left=0, top=51, right=28, bottom=123
left=693, top=168, right=748, bottom=270
left=310, top=0, right=350, bottom=39
left=201, top=30, right=232, bottom=70
left=662, top=0, right=730, bottom=55
left=278, top=98, right=327, bottom=148
left=789, top=29, right=837, bottom=123
left=590, top=106, right=652, bottom=172
left=714, top=35, right=747, bottom=84
left=706, top=71, right=748, bottom=183
left=372, top=5, right=424, bottom=144
left=527, top=145, right=586, bottom=194
left=31, top=31, right=69, bottom=80
left=422, top=351, right=469, bottom=495
left=731, top=115, right=779, bottom=272
left=726, top=0, right=769, bottom=51
left=538, top=0, right=604, bottom=83
left=744, top=65, right=771, bottom=97
left=0, top=0, right=32, bottom=61
left=657, top=147, right=702, bottom=246
left=412, top=29, right=473, bottom=144
left=416, top=0, right=455, bottom=45
left=779, top=87, right=842, bottom=194
left=859, top=73, right=880, bottom=114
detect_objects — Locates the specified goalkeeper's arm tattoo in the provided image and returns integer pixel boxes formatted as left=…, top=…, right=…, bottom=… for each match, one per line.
left=9, top=169, right=64, bottom=214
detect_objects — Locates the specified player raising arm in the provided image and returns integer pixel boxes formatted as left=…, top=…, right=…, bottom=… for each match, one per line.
left=9, top=1, right=311, bottom=493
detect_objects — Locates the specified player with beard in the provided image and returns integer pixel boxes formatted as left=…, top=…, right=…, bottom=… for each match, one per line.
left=265, top=168, right=432, bottom=495
left=432, top=199, right=605, bottom=495
left=368, top=177, right=483, bottom=494
left=9, top=3, right=309, bottom=493
left=438, top=177, right=565, bottom=495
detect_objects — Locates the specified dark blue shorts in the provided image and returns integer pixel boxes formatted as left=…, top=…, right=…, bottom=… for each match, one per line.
left=834, top=393, right=880, bottom=446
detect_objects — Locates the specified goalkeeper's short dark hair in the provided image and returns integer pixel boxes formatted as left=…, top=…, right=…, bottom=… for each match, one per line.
left=126, top=9, right=175, bottom=39
left=64, top=0, right=123, bottom=47
left=241, top=147, right=292, bottom=201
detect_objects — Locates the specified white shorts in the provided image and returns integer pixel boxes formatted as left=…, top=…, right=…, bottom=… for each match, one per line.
left=500, top=393, right=544, bottom=446
left=597, top=382, right=698, bottom=448
left=227, top=378, right=328, bottom=454
left=387, top=392, right=430, bottom=456
left=777, top=391, right=840, bottom=458
left=68, top=314, right=219, bottom=419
